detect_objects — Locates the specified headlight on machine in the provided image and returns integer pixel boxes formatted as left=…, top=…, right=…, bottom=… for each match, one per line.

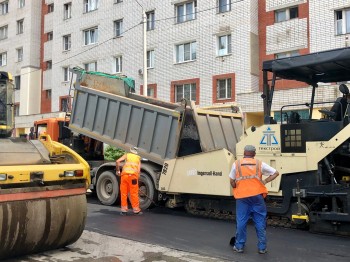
left=64, top=171, right=75, bottom=177
left=0, top=174, right=7, bottom=181
left=60, top=170, right=84, bottom=178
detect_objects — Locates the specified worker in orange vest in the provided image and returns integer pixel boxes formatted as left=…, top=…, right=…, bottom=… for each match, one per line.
left=116, top=147, right=142, bottom=215
left=229, top=145, right=279, bottom=254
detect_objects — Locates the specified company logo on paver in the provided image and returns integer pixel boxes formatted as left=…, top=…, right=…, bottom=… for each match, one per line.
left=259, top=127, right=280, bottom=151
left=187, top=169, right=223, bottom=176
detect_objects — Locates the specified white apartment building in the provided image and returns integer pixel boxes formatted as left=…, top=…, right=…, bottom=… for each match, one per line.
left=44, top=0, right=259, bottom=113
left=6, top=0, right=350, bottom=135
left=0, top=0, right=42, bottom=133
left=309, top=0, right=350, bottom=51
left=239, top=0, right=350, bottom=126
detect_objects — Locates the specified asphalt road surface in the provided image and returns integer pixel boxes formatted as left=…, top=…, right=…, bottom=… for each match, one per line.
left=9, top=195, right=350, bottom=262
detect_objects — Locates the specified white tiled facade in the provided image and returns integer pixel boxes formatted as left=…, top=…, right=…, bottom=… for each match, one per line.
left=265, top=0, right=308, bottom=55
left=266, top=0, right=307, bottom=12
left=44, top=0, right=259, bottom=112
left=0, top=0, right=42, bottom=120
left=266, top=17, right=308, bottom=54
left=309, top=0, right=350, bottom=52
left=240, top=0, right=350, bottom=116
left=3, top=0, right=350, bottom=132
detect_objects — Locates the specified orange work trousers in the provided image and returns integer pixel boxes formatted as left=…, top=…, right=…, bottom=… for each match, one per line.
left=120, top=173, right=141, bottom=213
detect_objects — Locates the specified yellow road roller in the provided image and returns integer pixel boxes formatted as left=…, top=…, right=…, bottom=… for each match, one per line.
left=0, top=72, right=91, bottom=259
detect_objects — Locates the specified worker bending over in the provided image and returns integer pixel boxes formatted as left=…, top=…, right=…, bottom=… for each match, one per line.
left=116, top=147, right=143, bottom=215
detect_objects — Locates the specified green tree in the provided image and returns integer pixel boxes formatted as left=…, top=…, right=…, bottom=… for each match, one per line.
left=104, top=145, right=125, bottom=161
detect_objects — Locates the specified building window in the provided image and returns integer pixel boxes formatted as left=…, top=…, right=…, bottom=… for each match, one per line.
left=15, top=75, right=21, bottom=90
left=176, top=1, right=196, bottom=23
left=147, top=50, right=154, bottom=68
left=218, top=0, right=231, bottom=13
left=147, top=86, right=156, bottom=97
left=46, top=60, right=52, bottom=70
left=140, top=84, right=157, bottom=98
left=46, top=90, right=51, bottom=99
left=146, top=11, right=155, bottom=31
left=275, top=6, right=298, bottom=23
left=63, top=67, right=70, bottom=81
left=176, top=42, right=196, bottom=63
left=84, top=27, right=98, bottom=45
left=115, top=0, right=123, bottom=3
left=18, top=0, right=25, bottom=8
left=275, top=50, right=299, bottom=59
left=0, top=25, right=8, bottom=40
left=64, top=2, right=72, bottom=19
left=47, top=31, right=53, bottom=41
left=48, top=3, right=54, bottom=13
left=217, top=34, right=231, bottom=56
left=0, top=52, right=7, bottom=66
left=60, top=96, right=71, bottom=112
left=84, top=61, right=97, bottom=71
left=63, top=34, right=71, bottom=51
left=335, top=9, right=350, bottom=35
left=114, top=19, right=123, bottom=37
left=216, top=78, right=231, bottom=100
left=0, top=1, right=9, bottom=15
left=172, top=79, right=199, bottom=104
left=17, top=47, right=23, bottom=62
left=147, top=89, right=155, bottom=97
left=175, top=83, right=196, bottom=102
left=212, top=73, right=235, bottom=103
left=115, top=56, right=122, bottom=73
left=84, top=0, right=98, bottom=13
left=17, top=19, right=24, bottom=34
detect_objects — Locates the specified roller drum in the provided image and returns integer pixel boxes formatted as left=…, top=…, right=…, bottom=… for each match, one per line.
left=0, top=193, right=87, bottom=259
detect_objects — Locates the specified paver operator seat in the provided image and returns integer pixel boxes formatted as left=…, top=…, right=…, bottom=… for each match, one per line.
left=331, top=84, right=349, bottom=121
left=320, top=84, right=349, bottom=121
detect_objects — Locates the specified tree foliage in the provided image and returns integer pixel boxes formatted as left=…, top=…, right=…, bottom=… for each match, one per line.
left=104, top=145, right=125, bottom=161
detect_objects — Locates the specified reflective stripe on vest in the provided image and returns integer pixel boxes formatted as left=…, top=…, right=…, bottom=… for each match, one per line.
left=236, top=159, right=261, bottom=181
left=233, top=158, right=268, bottom=199
left=122, top=153, right=140, bottom=175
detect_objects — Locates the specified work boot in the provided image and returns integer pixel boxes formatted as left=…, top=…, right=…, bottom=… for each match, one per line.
left=120, top=211, right=127, bottom=216
left=233, top=246, right=244, bottom=253
left=133, top=211, right=143, bottom=215
left=258, top=249, right=267, bottom=254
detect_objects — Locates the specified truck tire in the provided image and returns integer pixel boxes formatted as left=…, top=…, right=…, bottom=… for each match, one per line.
left=96, top=170, right=119, bottom=206
left=139, top=172, right=156, bottom=210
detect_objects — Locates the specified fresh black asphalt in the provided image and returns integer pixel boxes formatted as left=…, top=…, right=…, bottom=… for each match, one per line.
left=86, top=195, right=350, bottom=262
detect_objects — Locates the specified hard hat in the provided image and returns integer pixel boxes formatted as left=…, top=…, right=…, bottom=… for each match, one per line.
left=244, top=145, right=256, bottom=152
left=130, top=147, right=138, bottom=154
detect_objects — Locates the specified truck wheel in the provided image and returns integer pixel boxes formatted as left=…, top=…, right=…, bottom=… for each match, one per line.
left=139, top=172, right=156, bottom=210
left=96, top=171, right=119, bottom=206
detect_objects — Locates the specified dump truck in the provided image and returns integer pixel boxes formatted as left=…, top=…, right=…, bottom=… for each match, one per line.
left=69, top=45, right=350, bottom=236
left=33, top=117, right=105, bottom=163
left=68, top=68, right=244, bottom=209
left=0, top=72, right=91, bottom=259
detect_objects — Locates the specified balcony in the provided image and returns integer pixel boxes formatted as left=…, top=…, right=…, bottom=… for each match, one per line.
left=44, top=40, right=52, bottom=61
left=266, top=18, right=308, bottom=55
left=43, top=70, right=52, bottom=90
left=44, top=12, right=53, bottom=33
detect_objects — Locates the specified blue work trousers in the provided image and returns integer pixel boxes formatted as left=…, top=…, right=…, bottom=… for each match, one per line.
left=235, top=194, right=267, bottom=250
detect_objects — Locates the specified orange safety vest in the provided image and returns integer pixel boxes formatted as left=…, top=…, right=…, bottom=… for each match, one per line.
left=122, top=153, right=141, bottom=176
left=233, top=158, right=268, bottom=199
